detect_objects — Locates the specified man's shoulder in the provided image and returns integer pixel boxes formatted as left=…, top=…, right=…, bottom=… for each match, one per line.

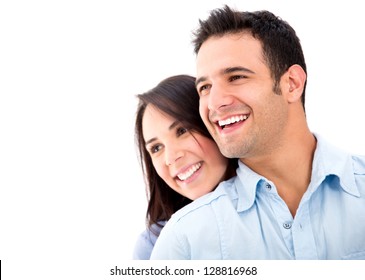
left=315, top=134, right=365, bottom=172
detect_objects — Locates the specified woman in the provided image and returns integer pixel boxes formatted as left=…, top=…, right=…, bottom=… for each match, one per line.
left=133, top=75, right=237, bottom=259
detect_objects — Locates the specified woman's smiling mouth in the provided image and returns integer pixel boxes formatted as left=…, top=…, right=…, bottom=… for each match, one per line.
left=177, top=162, right=202, bottom=181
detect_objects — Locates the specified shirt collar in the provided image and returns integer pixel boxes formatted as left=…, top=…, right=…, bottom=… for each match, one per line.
left=310, top=133, right=359, bottom=197
left=235, top=161, right=264, bottom=212
left=234, top=133, right=360, bottom=212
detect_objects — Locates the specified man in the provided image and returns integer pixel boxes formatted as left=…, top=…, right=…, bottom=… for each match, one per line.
left=150, top=5, right=365, bottom=259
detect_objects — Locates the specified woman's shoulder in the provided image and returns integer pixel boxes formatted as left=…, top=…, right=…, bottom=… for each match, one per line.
left=132, top=221, right=167, bottom=260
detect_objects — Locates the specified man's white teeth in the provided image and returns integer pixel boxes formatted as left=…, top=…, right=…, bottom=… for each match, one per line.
left=218, top=115, right=248, bottom=127
left=177, top=162, right=202, bottom=181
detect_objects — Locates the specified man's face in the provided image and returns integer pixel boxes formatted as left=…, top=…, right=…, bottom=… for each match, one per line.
left=196, top=33, right=289, bottom=160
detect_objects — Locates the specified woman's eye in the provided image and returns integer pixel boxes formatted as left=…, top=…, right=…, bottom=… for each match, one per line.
left=177, top=127, right=188, bottom=136
left=150, top=144, right=162, bottom=154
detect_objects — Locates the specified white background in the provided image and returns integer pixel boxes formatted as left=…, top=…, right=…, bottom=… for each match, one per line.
left=0, top=0, right=364, bottom=279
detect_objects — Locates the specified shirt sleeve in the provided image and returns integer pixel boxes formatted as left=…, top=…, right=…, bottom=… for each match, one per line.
left=132, top=229, right=156, bottom=260
left=150, top=219, right=189, bottom=259
left=132, top=222, right=166, bottom=260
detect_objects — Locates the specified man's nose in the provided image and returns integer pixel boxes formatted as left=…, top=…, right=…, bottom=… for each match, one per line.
left=207, top=83, right=233, bottom=111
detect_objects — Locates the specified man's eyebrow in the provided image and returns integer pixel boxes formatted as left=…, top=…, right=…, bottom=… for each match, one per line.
left=145, top=120, right=179, bottom=146
left=195, top=66, right=255, bottom=87
left=223, top=66, right=255, bottom=75
left=195, top=76, right=206, bottom=87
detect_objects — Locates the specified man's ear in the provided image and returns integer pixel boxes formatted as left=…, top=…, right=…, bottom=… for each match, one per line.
left=285, top=64, right=306, bottom=103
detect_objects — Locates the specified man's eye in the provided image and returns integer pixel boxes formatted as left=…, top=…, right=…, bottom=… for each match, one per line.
left=229, top=75, right=246, bottom=82
left=198, top=84, right=210, bottom=96
left=177, top=127, right=188, bottom=136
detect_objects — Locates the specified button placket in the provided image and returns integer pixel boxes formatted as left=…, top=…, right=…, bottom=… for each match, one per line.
left=283, top=221, right=292, bottom=229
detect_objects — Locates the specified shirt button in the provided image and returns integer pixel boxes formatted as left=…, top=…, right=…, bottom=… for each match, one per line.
left=265, top=183, right=272, bottom=191
left=283, top=222, right=292, bottom=229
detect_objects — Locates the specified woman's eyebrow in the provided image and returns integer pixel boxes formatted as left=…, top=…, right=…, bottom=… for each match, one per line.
left=145, top=120, right=179, bottom=146
left=168, top=120, right=179, bottom=131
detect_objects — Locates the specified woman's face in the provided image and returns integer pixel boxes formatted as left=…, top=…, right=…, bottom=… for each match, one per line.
left=142, top=104, right=229, bottom=200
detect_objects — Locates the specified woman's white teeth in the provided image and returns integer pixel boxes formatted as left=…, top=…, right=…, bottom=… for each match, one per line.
left=177, top=162, right=202, bottom=181
left=218, top=115, right=248, bottom=127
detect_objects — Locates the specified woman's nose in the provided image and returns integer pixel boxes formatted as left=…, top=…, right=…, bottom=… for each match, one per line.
left=165, top=145, right=184, bottom=166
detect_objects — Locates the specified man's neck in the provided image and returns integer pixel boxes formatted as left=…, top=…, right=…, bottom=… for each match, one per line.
left=241, top=132, right=317, bottom=217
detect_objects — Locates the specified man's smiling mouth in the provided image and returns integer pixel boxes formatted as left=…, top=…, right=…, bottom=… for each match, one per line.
left=218, top=114, right=249, bottom=129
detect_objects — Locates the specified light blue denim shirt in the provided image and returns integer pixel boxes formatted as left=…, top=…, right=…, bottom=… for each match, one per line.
left=150, top=135, right=365, bottom=259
